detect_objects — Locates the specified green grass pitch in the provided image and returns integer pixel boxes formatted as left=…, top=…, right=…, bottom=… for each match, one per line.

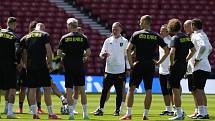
left=0, top=94, right=215, bottom=120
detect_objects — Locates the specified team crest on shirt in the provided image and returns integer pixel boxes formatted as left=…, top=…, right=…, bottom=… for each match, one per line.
left=120, top=43, right=123, bottom=47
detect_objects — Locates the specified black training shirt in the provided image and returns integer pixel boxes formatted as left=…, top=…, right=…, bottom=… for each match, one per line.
left=130, top=29, right=167, bottom=61
left=170, top=32, right=194, bottom=63
left=20, top=30, right=50, bottom=69
left=0, top=29, right=18, bottom=64
left=58, top=32, right=89, bottom=67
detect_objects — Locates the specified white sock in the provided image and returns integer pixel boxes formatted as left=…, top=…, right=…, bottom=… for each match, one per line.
left=60, top=95, right=66, bottom=101
left=73, top=99, right=78, bottom=110
left=30, top=104, right=37, bottom=115
left=198, top=106, right=204, bottom=116
left=172, top=105, right=176, bottom=112
left=120, top=102, right=125, bottom=112
left=143, top=109, right=149, bottom=117
left=82, top=104, right=88, bottom=115
left=68, top=105, right=74, bottom=116
left=166, top=106, right=171, bottom=112
left=194, top=108, right=198, bottom=113
left=7, top=103, right=14, bottom=115
left=176, top=107, right=182, bottom=117
left=5, top=101, right=8, bottom=112
left=126, top=107, right=132, bottom=115
left=47, top=105, right=53, bottom=115
left=203, top=106, right=208, bottom=115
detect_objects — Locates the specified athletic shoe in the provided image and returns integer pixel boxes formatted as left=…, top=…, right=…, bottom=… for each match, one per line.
left=37, top=108, right=45, bottom=114
left=90, top=107, right=99, bottom=114
left=7, top=114, right=20, bottom=119
left=48, top=114, right=61, bottom=119
left=205, top=114, right=210, bottom=119
left=17, top=108, right=23, bottom=113
left=143, top=116, right=149, bottom=120
left=33, top=114, right=40, bottom=119
left=187, top=112, right=198, bottom=118
left=160, top=111, right=174, bottom=116
left=192, top=114, right=209, bottom=119
left=94, top=108, right=103, bottom=116
left=120, top=114, right=132, bottom=120
left=113, top=109, right=120, bottom=116
left=169, top=114, right=185, bottom=120
left=69, top=115, right=74, bottom=120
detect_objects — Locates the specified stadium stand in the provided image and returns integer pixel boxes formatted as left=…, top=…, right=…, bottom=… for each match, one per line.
left=0, top=0, right=214, bottom=75
left=0, top=0, right=107, bottom=75
left=74, top=0, right=215, bottom=70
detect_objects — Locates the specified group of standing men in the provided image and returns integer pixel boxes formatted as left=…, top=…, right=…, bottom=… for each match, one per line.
left=0, top=14, right=212, bottom=120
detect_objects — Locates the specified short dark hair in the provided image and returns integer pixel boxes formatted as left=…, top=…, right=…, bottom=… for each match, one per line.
left=192, top=18, right=203, bottom=29
left=167, top=18, right=181, bottom=33
left=7, top=17, right=16, bottom=24
left=141, top=15, right=152, bottom=25
left=29, top=20, right=38, bottom=32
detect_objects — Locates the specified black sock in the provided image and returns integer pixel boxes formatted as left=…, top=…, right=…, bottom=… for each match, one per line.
left=19, top=102, right=23, bottom=109
left=37, top=102, right=41, bottom=109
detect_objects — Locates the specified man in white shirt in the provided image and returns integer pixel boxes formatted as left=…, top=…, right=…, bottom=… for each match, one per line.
left=94, top=22, right=130, bottom=116
left=184, top=20, right=199, bottom=118
left=190, top=18, right=212, bottom=119
left=159, top=24, right=174, bottom=116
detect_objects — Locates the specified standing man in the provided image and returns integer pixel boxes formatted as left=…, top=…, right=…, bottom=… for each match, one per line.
left=159, top=24, right=175, bottom=116
left=167, top=18, right=196, bottom=120
left=57, top=18, right=91, bottom=120
left=190, top=18, right=212, bottom=119
left=17, top=20, right=37, bottom=114
left=183, top=20, right=199, bottom=118
left=20, top=23, right=59, bottom=119
left=120, top=15, right=169, bottom=120
left=0, top=17, right=20, bottom=119
left=93, top=22, right=130, bottom=116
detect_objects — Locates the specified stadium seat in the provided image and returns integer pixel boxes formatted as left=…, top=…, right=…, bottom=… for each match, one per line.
left=74, top=0, right=215, bottom=70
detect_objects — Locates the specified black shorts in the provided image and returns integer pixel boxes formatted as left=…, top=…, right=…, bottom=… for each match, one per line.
left=64, top=67, right=85, bottom=88
left=192, top=70, right=210, bottom=90
left=0, top=64, right=17, bottom=90
left=169, top=62, right=187, bottom=89
left=159, top=74, right=172, bottom=95
left=129, top=61, right=155, bottom=90
left=27, top=67, right=51, bottom=88
left=187, top=74, right=194, bottom=92
left=103, top=72, right=125, bottom=90
left=17, top=68, right=28, bottom=87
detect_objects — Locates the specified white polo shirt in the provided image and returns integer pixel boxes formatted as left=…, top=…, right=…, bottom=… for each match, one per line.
left=100, top=36, right=130, bottom=74
left=159, top=35, right=171, bottom=75
left=190, top=30, right=212, bottom=72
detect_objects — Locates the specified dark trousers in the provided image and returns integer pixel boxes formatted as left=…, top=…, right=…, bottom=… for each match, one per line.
left=100, top=72, right=125, bottom=110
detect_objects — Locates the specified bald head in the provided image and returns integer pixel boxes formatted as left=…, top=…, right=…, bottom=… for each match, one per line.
left=35, top=23, right=45, bottom=31
left=183, top=20, right=192, bottom=35
left=112, top=22, right=123, bottom=37
left=140, top=15, right=152, bottom=29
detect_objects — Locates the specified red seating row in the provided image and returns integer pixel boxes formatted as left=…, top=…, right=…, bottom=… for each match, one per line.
left=75, top=0, right=215, bottom=69
left=0, top=0, right=107, bottom=75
